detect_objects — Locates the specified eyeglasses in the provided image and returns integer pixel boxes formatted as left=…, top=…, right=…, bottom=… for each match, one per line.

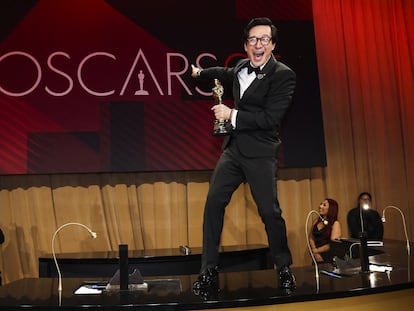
left=246, top=35, right=272, bottom=46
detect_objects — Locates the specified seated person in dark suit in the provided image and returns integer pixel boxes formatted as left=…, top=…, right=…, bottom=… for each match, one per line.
left=309, top=198, right=342, bottom=263
left=347, top=192, right=384, bottom=240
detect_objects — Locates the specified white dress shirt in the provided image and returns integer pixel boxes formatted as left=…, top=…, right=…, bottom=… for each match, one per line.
left=231, top=64, right=262, bottom=128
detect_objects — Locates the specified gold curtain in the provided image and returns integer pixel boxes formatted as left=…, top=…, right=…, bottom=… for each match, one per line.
left=1, top=0, right=413, bottom=285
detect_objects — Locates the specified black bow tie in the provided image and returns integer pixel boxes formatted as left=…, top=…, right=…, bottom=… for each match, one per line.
left=246, top=63, right=261, bottom=75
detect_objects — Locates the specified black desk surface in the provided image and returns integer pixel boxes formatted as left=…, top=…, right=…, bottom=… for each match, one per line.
left=39, top=244, right=269, bottom=260
left=41, top=246, right=204, bottom=260
left=38, top=244, right=273, bottom=277
left=1, top=240, right=414, bottom=310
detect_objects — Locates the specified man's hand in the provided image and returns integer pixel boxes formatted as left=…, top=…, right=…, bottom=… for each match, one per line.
left=211, top=104, right=232, bottom=120
left=191, top=64, right=201, bottom=78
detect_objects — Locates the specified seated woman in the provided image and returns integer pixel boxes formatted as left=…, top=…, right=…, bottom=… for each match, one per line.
left=309, top=198, right=342, bottom=263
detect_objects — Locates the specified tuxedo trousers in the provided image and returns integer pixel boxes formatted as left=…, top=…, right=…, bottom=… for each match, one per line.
left=200, top=137, right=293, bottom=272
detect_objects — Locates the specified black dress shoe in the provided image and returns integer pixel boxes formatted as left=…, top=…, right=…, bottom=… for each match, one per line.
left=279, top=266, right=296, bottom=289
left=193, top=285, right=219, bottom=301
left=192, top=266, right=219, bottom=292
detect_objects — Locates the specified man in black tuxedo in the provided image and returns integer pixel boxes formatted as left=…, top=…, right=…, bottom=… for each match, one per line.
left=191, top=17, right=296, bottom=295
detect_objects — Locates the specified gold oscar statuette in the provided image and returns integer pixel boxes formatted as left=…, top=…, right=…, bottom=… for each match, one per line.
left=212, top=79, right=232, bottom=136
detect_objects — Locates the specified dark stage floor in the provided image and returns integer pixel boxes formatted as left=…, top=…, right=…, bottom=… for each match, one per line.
left=0, top=239, right=413, bottom=310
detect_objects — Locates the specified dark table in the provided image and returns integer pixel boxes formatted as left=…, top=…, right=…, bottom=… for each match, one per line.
left=39, top=244, right=273, bottom=278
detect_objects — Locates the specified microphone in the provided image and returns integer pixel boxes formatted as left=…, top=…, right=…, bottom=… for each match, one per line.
left=381, top=205, right=410, bottom=256
left=52, top=222, right=97, bottom=298
left=358, top=236, right=370, bottom=273
left=305, top=210, right=323, bottom=293
left=319, top=214, right=329, bottom=226
left=358, top=201, right=370, bottom=233
left=356, top=200, right=370, bottom=273
left=359, top=203, right=367, bottom=233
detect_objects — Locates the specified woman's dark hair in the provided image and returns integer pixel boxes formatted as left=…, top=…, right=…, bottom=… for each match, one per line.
left=243, top=17, right=278, bottom=44
left=326, top=198, right=339, bottom=224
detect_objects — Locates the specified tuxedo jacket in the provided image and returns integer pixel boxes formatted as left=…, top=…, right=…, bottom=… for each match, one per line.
left=199, top=55, right=296, bottom=158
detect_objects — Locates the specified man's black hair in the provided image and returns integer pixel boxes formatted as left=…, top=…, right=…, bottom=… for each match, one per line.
left=243, top=17, right=278, bottom=44
left=358, top=192, right=372, bottom=201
